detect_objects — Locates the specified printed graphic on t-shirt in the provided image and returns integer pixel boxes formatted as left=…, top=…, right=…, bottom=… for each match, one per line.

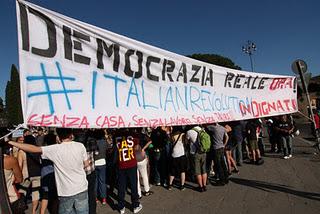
left=116, top=136, right=135, bottom=162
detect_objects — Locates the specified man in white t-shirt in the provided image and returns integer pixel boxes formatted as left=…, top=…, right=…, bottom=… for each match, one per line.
left=185, top=126, right=208, bottom=192
left=9, top=128, right=90, bottom=214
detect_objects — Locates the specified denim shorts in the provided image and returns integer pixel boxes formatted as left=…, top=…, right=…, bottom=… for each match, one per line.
left=59, top=190, right=88, bottom=214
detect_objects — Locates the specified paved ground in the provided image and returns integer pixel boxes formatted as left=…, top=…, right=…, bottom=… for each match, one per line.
left=27, top=117, right=320, bottom=214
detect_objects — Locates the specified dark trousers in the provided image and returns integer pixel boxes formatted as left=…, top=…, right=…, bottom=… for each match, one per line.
left=272, top=134, right=282, bottom=152
left=150, top=150, right=168, bottom=185
left=106, top=163, right=117, bottom=192
left=206, top=149, right=214, bottom=174
left=118, top=166, right=139, bottom=210
left=269, top=135, right=276, bottom=152
left=258, top=137, right=265, bottom=155
left=213, top=148, right=229, bottom=183
left=150, top=151, right=161, bottom=184
left=86, top=171, right=96, bottom=214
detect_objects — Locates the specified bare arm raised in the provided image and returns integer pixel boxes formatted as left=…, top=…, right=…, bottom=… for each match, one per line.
left=8, top=141, right=42, bottom=154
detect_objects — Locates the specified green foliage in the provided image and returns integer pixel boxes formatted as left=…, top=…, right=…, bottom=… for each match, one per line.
left=308, top=83, right=320, bottom=93
left=0, top=97, right=3, bottom=112
left=308, top=75, right=320, bottom=93
left=5, top=65, right=23, bottom=126
left=187, top=53, right=241, bottom=70
left=0, top=97, right=8, bottom=127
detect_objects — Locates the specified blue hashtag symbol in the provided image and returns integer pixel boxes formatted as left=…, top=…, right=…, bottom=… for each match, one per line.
left=27, top=62, right=83, bottom=114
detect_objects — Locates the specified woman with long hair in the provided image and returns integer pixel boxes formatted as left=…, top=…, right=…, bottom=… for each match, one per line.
left=2, top=141, right=24, bottom=213
left=168, top=127, right=188, bottom=190
left=223, top=124, right=239, bottom=174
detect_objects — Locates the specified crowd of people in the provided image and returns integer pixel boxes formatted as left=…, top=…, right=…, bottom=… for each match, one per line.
left=1, top=114, right=299, bottom=214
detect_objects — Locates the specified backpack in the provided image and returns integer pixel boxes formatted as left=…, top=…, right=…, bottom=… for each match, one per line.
left=193, top=128, right=211, bottom=153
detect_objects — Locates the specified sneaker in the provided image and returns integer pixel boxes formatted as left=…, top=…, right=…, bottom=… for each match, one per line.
left=284, top=156, right=289, bottom=159
left=133, top=204, right=143, bottom=213
left=143, top=191, right=153, bottom=196
left=119, top=208, right=125, bottom=214
left=288, top=154, right=292, bottom=158
left=101, top=198, right=107, bottom=205
left=163, top=183, right=168, bottom=187
left=167, top=185, right=172, bottom=191
left=96, top=198, right=99, bottom=203
left=155, top=182, right=161, bottom=186
left=180, top=185, right=185, bottom=191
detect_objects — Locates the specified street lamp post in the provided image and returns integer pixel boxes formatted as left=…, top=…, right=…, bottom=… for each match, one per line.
left=242, top=40, right=257, bottom=72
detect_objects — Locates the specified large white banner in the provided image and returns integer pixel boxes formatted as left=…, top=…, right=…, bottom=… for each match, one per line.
left=16, top=0, right=297, bottom=128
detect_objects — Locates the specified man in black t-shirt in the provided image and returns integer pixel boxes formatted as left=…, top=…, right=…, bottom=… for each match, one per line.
left=246, top=119, right=262, bottom=164
left=274, top=115, right=294, bottom=159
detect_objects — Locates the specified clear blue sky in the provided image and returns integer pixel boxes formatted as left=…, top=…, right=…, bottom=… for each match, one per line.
left=0, top=0, right=319, bottom=100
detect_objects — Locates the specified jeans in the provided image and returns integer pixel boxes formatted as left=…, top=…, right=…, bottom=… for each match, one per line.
left=59, top=190, right=89, bottom=214
left=280, top=135, right=293, bottom=156
left=232, top=138, right=243, bottom=164
left=213, top=148, right=229, bottom=183
left=137, top=158, right=150, bottom=197
left=95, top=165, right=107, bottom=199
left=118, top=166, right=140, bottom=210
left=151, top=151, right=161, bottom=184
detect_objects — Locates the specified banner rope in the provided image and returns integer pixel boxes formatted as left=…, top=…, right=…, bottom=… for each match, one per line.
left=296, top=111, right=313, bottom=122
left=0, top=124, right=25, bottom=141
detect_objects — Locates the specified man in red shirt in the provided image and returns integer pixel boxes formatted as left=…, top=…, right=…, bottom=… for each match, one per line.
left=313, top=110, right=320, bottom=141
left=314, top=110, right=320, bottom=130
left=114, top=129, right=142, bottom=214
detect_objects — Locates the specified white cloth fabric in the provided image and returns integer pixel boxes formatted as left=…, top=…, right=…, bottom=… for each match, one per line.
left=137, top=158, right=150, bottom=197
left=185, top=126, right=201, bottom=154
left=4, top=168, right=18, bottom=203
left=41, top=141, right=88, bottom=197
left=95, top=158, right=106, bottom=166
left=171, top=140, right=185, bottom=158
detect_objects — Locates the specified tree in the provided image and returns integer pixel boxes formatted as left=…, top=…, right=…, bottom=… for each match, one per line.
left=187, top=53, right=241, bottom=70
left=5, top=65, right=23, bottom=126
left=0, top=97, right=3, bottom=113
left=0, top=97, right=8, bottom=127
